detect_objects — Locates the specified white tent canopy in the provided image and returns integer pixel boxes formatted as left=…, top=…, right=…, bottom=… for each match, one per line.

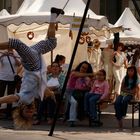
left=17, top=0, right=107, bottom=23
left=16, top=0, right=35, bottom=14
left=0, top=0, right=109, bottom=45
left=107, top=8, right=140, bottom=45
left=0, top=9, right=10, bottom=16
left=0, top=0, right=108, bottom=28
left=0, top=0, right=109, bottom=65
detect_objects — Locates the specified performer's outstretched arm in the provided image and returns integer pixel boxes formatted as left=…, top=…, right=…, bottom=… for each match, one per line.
left=47, top=23, right=56, bottom=38
left=0, top=94, right=19, bottom=104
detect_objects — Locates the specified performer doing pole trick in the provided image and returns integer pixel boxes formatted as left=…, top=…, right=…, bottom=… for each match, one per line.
left=0, top=7, right=64, bottom=129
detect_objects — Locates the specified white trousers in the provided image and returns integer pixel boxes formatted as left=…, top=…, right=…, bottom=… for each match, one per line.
left=113, top=66, right=126, bottom=94
left=69, top=96, right=77, bottom=121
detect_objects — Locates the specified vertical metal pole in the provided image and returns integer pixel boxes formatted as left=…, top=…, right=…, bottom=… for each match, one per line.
left=48, top=0, right=91, bottom=136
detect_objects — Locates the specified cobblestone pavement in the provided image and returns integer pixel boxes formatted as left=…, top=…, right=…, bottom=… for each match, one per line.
left=0, top=104, right=140, bottom=140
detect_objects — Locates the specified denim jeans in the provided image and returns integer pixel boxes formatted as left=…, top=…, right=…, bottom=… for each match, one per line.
left=114, top=95, right=133, bottom=120
left=84, top=92, right=102, bottom=119
left=17, top=70, right=39, bottom=105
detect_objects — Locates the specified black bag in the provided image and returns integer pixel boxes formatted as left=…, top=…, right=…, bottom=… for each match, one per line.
left=14, top=75, right=22, bottom=84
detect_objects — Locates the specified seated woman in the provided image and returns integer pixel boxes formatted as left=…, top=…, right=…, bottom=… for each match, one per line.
left=64, top=61, right=94, bottom=126
left=71, top=76, right=91, bottom=121
left=34, top=61, right=65, bottom=125
left=84, top=69, right=109, bottom=123
left=114, top=65, right=140, bottom=129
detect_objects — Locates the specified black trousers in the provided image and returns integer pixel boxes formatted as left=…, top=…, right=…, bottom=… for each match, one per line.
left=0, top=80, right=16, bottom=117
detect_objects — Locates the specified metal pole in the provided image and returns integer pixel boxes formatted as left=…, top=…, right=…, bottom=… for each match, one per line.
left=48, top=0, right=91, bottom=136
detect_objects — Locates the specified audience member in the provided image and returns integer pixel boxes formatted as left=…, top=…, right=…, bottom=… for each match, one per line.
left=84, top=69, right=109, bottom=124
left=34, top=61, right=65, bottom=125
left=112, top=42, right=128, bottom=102
left=114, top=66, right=140, bottom=128
left=71, top=76, right=91, bottom=122
left=64, top=61, right=94, bottom=126
left=0, top=49, right=21, bottom=119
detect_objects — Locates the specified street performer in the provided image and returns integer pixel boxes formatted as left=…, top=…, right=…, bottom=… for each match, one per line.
left=0, top=7, right=64, bottom=129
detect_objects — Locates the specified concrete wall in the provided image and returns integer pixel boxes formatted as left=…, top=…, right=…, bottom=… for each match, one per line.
left=83, top=0, right=100, bottom=14
left=83, top=0, right=130, bottom=24
left=0, top=0, right=23, bottom=14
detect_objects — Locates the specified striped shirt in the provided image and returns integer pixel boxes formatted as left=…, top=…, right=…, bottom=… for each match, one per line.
left=9, top=38, right=57, bottom=71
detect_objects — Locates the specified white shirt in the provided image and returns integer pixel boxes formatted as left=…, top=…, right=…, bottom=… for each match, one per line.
left=0, top=53, right=19, bottom=81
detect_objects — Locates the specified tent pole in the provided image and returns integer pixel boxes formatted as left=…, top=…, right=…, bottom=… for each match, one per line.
left=131, top=0, right=140, bottom=18
left=48, top=0, right=91, bottom=136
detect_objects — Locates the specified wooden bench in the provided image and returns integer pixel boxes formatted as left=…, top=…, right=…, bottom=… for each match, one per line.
left=89, top=99, right=140, bottom=128
left=129, top=99, right=140, bottom=128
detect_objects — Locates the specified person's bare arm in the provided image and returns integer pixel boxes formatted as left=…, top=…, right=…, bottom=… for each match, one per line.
left=44, top=87, right=55, bottom=98
left=0, top=42, right=9, bottom=50
left=13, top=56, right=21, bottom=66
left=71, top=71, right=95, bottom=78
left=44, top=87, right=56, bottom=102
left=0, top=94, right=19, bottom=104
left=47, top=23, right=56, bottom=38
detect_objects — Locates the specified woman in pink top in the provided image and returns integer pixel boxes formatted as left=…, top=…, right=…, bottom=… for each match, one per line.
left=84, top=69, right=109, bottom=122
left=64, top=61, right=94, bottom=126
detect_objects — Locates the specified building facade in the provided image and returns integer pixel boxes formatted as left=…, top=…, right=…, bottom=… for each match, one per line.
left=0, top=0, right=23, bottom=14
left=0, top=0, right=140, bottom=23
left=11, top=0, right=24, bottom=14
left=83, top=0, right=140, bottom=24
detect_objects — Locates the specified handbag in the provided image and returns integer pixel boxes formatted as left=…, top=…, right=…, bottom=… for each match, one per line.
left=7, top=54, right=22, bottom=84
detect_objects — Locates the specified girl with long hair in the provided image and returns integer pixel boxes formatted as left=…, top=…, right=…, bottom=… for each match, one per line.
left=114, top=66, right=139, bottom=128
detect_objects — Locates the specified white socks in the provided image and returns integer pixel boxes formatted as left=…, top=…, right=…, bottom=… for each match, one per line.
left=50, top=13, right=57, bottom=23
